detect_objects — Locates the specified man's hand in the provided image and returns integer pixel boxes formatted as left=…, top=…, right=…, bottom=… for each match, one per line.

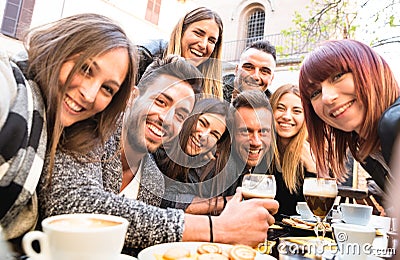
left=212, top=188, right=279, bottom=247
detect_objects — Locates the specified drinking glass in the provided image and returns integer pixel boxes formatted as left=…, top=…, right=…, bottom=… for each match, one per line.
left=241, top=174, right=276, bottom=253
left=303, top=177, right=338, bottom=253
left=241, top=174, right=276, bottom=199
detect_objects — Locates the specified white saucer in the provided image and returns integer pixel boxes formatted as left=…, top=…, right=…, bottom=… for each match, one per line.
left=120, top=254, right=138, bottom=260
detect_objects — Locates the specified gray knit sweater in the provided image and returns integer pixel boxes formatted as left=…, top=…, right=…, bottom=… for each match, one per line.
left=37, top=122, right=185, bottom=253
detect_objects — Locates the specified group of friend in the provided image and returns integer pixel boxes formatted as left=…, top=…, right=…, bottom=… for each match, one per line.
left=0, top=5, right=399, bottom=258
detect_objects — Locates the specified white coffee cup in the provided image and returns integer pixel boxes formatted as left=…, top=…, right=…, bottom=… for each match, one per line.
left=332, top=223, right=376, bottom=260
left=338, top=203, right=373, bottom=226
left=295, top=202, right=314, bottom=219
left=23, top=213, right=129, bottom=260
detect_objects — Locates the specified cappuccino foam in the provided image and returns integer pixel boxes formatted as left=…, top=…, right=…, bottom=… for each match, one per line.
left=50, top=218, right=121, bottom=230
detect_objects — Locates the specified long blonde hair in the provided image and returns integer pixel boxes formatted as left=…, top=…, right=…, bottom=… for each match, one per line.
left=270, top=84, right=308, bottom=193
left=167, top=7, right=223, bottom=99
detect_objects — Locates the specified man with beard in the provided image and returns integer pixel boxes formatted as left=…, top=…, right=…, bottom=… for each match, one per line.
left=221, top=89, right=275, bottom=197
left=118, top=56, right=279, bottom=254
left=120, top=55, right=201, bottom=204
left=223, top=40, right=276, bottom=102
left=178, top=90, right=276, bottom=214
left=35, top=42, right=279, bottom=256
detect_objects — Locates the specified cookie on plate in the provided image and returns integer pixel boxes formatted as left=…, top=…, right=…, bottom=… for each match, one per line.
left=197, top=243, right=222, bottom=254
left=162, top=247, right=191, bottom=260
left=229, top=245, right=256, bottom=260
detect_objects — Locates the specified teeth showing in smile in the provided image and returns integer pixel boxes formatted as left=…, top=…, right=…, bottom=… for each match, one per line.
left=331, top=101, right=354, bottom=117
left=190, top=48, right=204, bottom=57
left=147, top=123, right=165, bottom=137
left=65, top=96, right=83, bottom=112
left=191, top=135, right=201, bottom=148
left=279, top=123, right=293, bottom=128
left=249, top=149, right=261, bottom=154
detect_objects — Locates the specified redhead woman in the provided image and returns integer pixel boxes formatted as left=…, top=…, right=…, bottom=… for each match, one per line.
left=299, top=39, right=399, bottom=193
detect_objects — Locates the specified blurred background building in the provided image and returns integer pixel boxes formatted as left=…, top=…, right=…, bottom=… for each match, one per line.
left=0, top=0, right=311, bottom=90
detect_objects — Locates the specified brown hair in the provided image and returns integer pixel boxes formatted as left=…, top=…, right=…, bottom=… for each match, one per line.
left=25, top=13, right=137, bottom=174
left=157, top=97, right=231, bottom=181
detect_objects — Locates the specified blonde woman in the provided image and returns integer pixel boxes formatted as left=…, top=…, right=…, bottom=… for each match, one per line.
left=166, top=7, right=224, bottom=99
left=269, top=84, right=317, bottom=217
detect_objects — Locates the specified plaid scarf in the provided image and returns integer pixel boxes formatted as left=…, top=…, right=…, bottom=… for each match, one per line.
left=0, top=53, right=46, bottom=239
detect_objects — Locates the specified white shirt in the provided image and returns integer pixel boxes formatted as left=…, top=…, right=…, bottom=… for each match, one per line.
left=119, top=160, right=143, bottom=199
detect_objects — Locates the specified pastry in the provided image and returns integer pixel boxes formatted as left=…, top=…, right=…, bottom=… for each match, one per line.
left=229, top=245, right=256, bottom=260
left=197, top=243, right=222, bottom=254
left=162, top=247, right=191, bottom=260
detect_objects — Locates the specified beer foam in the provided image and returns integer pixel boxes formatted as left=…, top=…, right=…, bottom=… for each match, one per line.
left=303, top=188, right=337, bottom=197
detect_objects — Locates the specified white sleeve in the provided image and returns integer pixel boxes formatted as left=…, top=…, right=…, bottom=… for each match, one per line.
left=0, top=50, right=17, bottom=130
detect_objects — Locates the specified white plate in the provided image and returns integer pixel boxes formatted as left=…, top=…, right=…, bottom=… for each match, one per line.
left=26, top=254, right=137, bottom=260
left=138, top=242, right=276, bottom=260
left=120, top=254, right=138, bottom=260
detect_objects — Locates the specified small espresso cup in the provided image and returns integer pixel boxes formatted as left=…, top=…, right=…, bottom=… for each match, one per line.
left=332, top=223, right=376, bottom=260
left=295, top=202, right=314, bottom=219
left=338, top=203, right=372, bottom=226
left=23, top=213, right=128, bottom=260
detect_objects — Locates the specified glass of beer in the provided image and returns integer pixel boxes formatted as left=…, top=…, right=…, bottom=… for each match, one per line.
left=241, top=174, right=276, bottom=199
left=241, top=174, right=276, bottom=253
left=303, top=177, right=338, bottom=249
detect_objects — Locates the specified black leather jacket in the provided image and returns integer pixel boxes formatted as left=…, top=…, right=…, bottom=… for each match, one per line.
left=361, top=96, right=400, bottom=191
left=135, top=39, right=168, bottom=84
left=379, top=97, right=400, bottom=164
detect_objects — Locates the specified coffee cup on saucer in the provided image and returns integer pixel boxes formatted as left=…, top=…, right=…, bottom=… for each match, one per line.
left=332, top=223, right=375, bottom=260
left=338, top=203, right=372, bottom=226
left=295, top=202, right=314, bottom=220
left=23, top=213, right=129, bottom=260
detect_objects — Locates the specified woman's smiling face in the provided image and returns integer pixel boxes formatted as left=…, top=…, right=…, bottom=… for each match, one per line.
left=181, top=19, right=220, bottom=67
left=185, top=113, right=226, bottom=156
left=59, top=48, right=129, bottom=127
left=310, top=72, right=366, bottom=134
left=274, top=92, right=304, bottom=140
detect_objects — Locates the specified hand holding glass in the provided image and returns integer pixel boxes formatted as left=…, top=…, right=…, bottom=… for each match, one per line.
left=241, top=174, right=276, bottom=253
